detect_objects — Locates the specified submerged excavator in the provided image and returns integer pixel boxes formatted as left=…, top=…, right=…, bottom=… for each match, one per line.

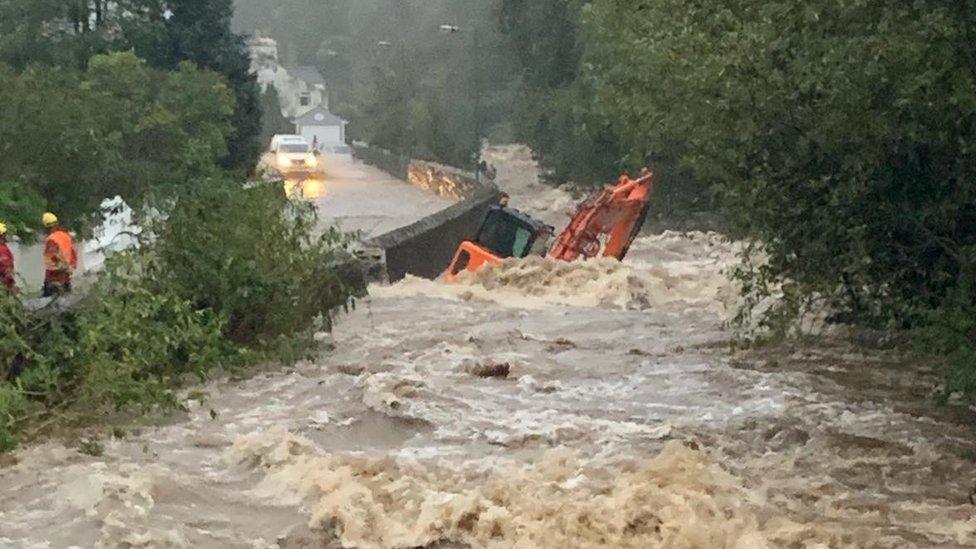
left=445, top=168, right=655, bottom=282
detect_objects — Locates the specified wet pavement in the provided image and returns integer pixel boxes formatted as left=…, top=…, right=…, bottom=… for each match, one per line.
left=285, top=154, right=453, bottom=240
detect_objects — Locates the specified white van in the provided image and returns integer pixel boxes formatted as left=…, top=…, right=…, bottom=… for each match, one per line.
left=269, top=134, right=319, bottom=175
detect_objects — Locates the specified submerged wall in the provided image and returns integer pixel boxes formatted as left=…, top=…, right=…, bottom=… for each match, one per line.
left=353, top=145, right=500, bottom=281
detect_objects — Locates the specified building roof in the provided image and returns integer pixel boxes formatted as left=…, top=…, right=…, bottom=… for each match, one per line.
left=287, top=65, right=326, bottom=86
left=295, top=106, right=345, bottom=127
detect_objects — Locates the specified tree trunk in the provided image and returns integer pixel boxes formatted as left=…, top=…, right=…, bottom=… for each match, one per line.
left=81, top=0, right=91, bottom=33
left=70, top=3, right=81, bottom=34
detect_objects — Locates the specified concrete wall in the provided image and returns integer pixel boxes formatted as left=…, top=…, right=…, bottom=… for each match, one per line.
left=353, top=145, right=500, bottom=281
left=370, top=188, right=499, bottom=281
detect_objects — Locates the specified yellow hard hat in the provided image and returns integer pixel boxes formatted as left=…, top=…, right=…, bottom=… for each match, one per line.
left=42, top=212, right=58, bottom=228
left=0, top=222, right=6, bottom=236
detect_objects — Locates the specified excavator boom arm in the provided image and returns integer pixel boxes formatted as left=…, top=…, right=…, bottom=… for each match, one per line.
left=444, top=168, right=655, bottom=282
left=548, top=170, right=655, bottom=262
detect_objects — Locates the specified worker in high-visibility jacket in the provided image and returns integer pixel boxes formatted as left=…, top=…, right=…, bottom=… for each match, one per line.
left=0, top=222, right=14, bottom=291
left=42, top=212, right=77, bottom=297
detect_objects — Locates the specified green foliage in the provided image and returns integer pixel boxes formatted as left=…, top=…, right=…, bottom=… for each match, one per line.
left=498, top=0, right=619, bottom=186
left=0, top=2, right=362, bottom=453
left=0, top=382, right=29, bottom=452
left=0, top=259, right=233, bottom=435
left=73, top=258, right=230, bottom=411
left=0, top=52, right=235, bottom=228
left=132, top=0, right=263, bottom=172
left=0, top=0, right=262, bottom=173
left=259, top=87, right=295, bottom=148
left=574, top=0, right=976, bottom=392
left=580, top=0, right=976, bottom=314
left=514, top=81, right=623, bottom=185
left=149, top=182, right=361, bottom=346
left=915, top=295, right=976, bottom=397
left=0, top=181, right=46, bottom=242
left=0, top=181, right=362, bottom=452
left=0, top=293, right=34, bottom=383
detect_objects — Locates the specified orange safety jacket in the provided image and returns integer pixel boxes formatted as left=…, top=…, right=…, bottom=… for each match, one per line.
left=0, top=241, right=14, bottom=290
left=44, top=229, right=77, bottom=284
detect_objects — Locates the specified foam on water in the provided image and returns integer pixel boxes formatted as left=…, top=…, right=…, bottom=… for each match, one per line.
left=375, top=232, right=737, bottom=317
left=227, top=427, right=859, bottom=549
left=1, top=145, right=974, bottom=548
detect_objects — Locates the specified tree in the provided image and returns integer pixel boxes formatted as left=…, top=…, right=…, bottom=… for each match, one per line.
left=258, top=86, right=295, bottom=147
left=130, top=0, right=262, bottom=172
left=234, top=0, right=517, bottom=168
left=496, top=0, right=629, bottom=186
left=580, top=0, right=976, bottom=328
left=0, top=52, right=235, bottom=229
left=0, top=0, right=261, bottom=173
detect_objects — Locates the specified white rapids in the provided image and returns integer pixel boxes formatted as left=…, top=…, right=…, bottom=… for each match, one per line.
left=0, top=145, right=974, bottom=548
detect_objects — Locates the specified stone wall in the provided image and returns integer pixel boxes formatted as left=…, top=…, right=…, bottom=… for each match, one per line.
left=407, top=160, right=481, bottom=202
left=369, top=187, right=500, bottom=281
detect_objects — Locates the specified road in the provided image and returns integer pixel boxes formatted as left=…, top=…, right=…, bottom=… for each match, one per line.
left=281, top=154, right=453, bottom=240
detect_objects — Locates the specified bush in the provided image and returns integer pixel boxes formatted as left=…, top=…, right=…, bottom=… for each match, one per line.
left=149, top=181, right=361, bottom=346
left=571, top=0, right=976, bottom=392
left=0, top=382, right=29, bottom=452
left=0, top=181, right=46, bottom=241
left=73, top=258, right=230, bottom=411
left=0, top=179, right=362, bottom=452
left=915, top=295, right=976, bottom=397
left=0, top=292, right=35, bottom=382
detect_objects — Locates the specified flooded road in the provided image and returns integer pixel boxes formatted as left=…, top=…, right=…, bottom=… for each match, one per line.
left=1, top=147, right=974, bottom=548
left=294, top=154, right=452, bottom=240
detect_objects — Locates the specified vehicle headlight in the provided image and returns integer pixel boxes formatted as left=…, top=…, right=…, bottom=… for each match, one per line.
left=307, top=155, right=318, bottom=167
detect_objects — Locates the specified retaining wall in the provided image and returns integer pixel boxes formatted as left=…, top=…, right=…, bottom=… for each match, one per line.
left=407, top=160, right=481, bottom=202
left=353, top=145, right=500, bottom=281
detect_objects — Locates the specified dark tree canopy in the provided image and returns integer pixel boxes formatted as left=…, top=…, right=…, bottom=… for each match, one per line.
left=0, top=0, right=261, bottom=173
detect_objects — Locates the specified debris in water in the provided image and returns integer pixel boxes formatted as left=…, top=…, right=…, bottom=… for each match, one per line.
left=468, top=361, right=511, bottom=379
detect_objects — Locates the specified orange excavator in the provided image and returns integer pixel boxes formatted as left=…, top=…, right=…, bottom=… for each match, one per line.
left=445, top=168, right=655, bottom=282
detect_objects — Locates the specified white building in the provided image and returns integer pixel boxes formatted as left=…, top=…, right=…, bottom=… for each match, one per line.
left=247, top=35, right=347, bottom=143
left=247, top=35, right=279, bottom=91
left=295, top=106, right=347, bottom=149
left=247, top=35, right=326, bottom=115
left=281, top=66, right=328, bottom=116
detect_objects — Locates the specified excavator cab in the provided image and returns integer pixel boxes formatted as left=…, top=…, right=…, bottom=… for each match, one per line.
left=445, top=206, right=553, bottom=282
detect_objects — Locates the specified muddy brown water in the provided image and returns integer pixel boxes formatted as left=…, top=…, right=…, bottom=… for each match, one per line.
left=1, top=146, right=974, bottom=548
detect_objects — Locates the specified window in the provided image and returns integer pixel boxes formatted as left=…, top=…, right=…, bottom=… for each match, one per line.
left=476, top=210, right=537, bottom=259
left=299, top=93, right=311, bottom=106
left=280, top=144, right=310, bottom=153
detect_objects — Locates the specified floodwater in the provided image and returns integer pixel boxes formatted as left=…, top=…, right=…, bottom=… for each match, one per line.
left=284, top=178, right=327, bottom=200
left=1, top=146, right=975, bottom=548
